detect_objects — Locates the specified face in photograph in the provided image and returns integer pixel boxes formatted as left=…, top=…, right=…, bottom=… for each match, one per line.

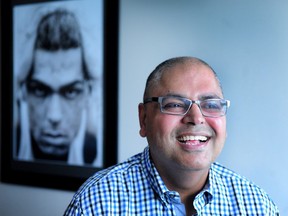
left=25, top=48, right=89, bottom=157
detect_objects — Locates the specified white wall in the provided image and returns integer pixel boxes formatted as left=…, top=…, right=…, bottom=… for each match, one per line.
left=0, top=183, right=73, bottom=216
left=1, top=0, right=287, bottom=215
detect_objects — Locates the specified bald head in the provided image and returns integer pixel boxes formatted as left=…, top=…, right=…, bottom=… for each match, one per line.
left=143, top=57, right=222, bottom=100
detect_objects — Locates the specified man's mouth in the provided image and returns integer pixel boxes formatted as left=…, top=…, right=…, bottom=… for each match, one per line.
left=41, top=132, right=67, bottom=145
left=177, top=135, right=209, bottom=144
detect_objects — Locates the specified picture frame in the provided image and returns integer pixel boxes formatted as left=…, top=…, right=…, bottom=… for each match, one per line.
left=1, top=0, right=119, bottom=191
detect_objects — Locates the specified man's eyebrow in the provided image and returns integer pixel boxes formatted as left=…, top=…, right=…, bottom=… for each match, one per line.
left=28, top=79, right=85, bottom=89
left=27, top=79, right=50, bottom=89
left=60, top=81, right=86, bottom=89
left=165, top=93, right=184, bottom=98
left=164, top=93, right=222, bottom=100
left=199, top=94, right=222, bottom=100
left=27, top=79, right=44, bottom=85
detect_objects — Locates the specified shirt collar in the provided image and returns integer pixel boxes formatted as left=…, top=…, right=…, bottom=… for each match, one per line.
left=141, top=147, right=179, bottom=205
left=141, top=147, right=216, bottom=207
left=194, top=163, right=225, bottom=208
left=206, top=162, right=230, bottom=200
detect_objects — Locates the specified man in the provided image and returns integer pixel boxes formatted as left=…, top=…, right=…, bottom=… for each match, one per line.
left=64, top=57, right=279, bottom=215
left=16, top=9, right=97, bottom=165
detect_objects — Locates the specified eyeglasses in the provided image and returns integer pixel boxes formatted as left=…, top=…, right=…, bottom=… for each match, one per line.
left=144, top=96, right=230, bottom=117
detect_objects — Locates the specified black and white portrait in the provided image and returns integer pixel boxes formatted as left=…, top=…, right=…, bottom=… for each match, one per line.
left=13, top=0, right=103, bottom=167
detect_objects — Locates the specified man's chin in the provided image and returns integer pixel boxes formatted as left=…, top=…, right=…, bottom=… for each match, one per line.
left=38, top=142, right=69, bottom=156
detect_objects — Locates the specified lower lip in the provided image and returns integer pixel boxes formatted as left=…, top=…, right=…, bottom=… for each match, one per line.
left=178, top=140, right=208, bottom=151
left=41, top=136, right=66, bottom=145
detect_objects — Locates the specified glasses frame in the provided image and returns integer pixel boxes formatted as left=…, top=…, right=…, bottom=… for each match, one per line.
left=144, top=96, right=230, bottom=117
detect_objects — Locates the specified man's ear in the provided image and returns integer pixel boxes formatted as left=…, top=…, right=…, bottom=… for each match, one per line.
left=138, top=103, right=147, bottom=137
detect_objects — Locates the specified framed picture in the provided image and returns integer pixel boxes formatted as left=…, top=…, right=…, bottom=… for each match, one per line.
left=1, top=0, right=119, bottom=190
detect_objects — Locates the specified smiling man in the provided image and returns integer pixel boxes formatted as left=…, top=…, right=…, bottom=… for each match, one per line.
left=64, top=57, right=279, bottom=215
left=16, top=9, right=97, bottom=165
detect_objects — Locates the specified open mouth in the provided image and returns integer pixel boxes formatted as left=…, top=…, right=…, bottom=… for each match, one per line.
left=177, top=135, right=209, bottom=144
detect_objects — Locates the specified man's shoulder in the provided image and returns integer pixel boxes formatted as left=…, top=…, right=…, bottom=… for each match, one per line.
left=210, top=162, right=279, bottom=214
left=211, top=162, right=262, bottom=190
left=95, top=152, right=144, bottom=180
left=211, top=162, right=245, bottom=179
left=75, top=152, right=144, bottom=194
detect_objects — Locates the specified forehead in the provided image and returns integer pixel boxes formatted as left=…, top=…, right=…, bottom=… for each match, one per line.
left=32, top=48, right=83, bottom=86
left=156, top=63, right=223, bottom=98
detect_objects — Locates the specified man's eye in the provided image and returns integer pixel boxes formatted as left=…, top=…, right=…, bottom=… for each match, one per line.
left=203, top=101, right=221, bottom=110
left=61, top=87, right=84, bottom=100
left=163, top=103, right=185, bottom=110
left=27, top=85, right=50, bottom=98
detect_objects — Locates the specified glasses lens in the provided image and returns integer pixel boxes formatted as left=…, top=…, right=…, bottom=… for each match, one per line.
left=200, top=99, right=227, bottom=117
left=160, top=97, right=189, bottom=114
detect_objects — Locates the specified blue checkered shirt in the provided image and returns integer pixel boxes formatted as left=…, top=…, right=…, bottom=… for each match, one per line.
left=64, top=147, right=279, bottom=215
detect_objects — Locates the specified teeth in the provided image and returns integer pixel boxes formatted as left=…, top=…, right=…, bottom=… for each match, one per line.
left=178, top=135, right=208, bottom=142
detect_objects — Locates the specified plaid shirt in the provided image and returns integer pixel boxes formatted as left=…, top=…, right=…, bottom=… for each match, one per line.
left=64, top=147, right=279, bottom=215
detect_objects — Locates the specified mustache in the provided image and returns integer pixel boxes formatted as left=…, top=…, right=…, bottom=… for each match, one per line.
left=176, top=124, right=213, bottom=135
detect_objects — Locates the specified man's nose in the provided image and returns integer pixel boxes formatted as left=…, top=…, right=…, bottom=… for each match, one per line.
left=47, top=94, right=62, bottom=124
left=182, top=103, right=205, bottom=125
